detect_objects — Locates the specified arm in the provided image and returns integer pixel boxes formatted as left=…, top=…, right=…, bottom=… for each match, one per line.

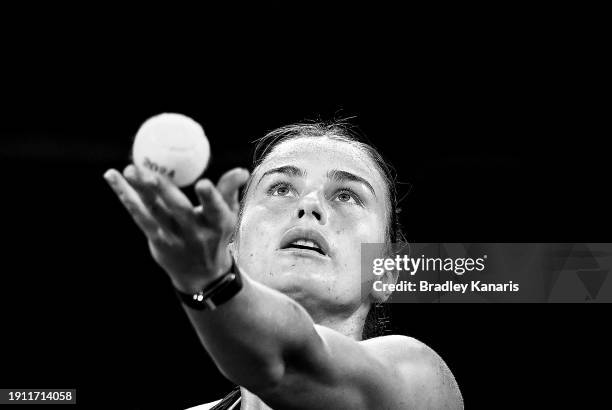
left=104, top=166, right=462, bottom=409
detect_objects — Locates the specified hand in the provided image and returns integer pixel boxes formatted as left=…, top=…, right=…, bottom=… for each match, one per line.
left=104, top=164, right=250, bottom=293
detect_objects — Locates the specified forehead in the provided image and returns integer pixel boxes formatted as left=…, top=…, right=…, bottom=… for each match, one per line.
left=259, top=137, right=384, bottom=187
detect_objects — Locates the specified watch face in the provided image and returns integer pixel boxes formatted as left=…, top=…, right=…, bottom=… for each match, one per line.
left=176, top=270, right=243, bottom=311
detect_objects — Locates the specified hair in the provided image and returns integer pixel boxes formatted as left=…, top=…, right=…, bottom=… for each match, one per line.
left=236, top=119, right=405, bottom=339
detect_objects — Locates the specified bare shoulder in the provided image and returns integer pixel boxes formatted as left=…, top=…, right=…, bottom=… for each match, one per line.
left=361, top=335, right=464, bottom=409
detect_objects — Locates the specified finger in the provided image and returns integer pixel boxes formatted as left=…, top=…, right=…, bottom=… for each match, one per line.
left=123, top=165, right=180, bottom=234
left=135, top=166, right=195, bottom=222
left=103, top=169, right=161, bottom=239
left=194, top=179, right=233, bottom=227
left=216, top=168, right=250, bottom=213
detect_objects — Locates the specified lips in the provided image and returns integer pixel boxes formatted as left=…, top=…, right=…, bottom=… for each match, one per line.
left=279, top=227, right=331, bottom=257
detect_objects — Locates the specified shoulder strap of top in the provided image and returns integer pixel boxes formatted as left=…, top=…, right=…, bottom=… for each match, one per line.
left=210, top=386, right=241, bottom=410
left=227, top=396, right=241, bottom=410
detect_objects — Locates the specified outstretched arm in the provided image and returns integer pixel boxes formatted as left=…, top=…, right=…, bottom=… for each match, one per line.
left=104, top=166, right=462, bottom=409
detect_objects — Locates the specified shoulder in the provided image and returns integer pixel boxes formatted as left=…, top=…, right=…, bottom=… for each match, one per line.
left=360, top=334, right=429, bottom=358
left=361, top=335, right=464, bottom=409
left=185, top=399, right=222, bottom=410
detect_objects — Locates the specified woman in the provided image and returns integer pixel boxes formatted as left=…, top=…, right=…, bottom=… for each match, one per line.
left=104, top=121, right=463, bottom=409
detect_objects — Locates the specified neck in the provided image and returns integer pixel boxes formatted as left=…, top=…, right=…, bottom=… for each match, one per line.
left=309, top=301, right=370, bottom=341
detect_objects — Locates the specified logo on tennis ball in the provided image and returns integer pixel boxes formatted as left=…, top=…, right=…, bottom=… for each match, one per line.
left=142, top=156, right=176, bottom=180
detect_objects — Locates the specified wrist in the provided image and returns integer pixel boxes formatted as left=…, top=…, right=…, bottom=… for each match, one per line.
left=171, top=276, right=209, bottom=295
left=173, top=255, right=243, bottom=311
left=169, top=251, right=234, bottom=294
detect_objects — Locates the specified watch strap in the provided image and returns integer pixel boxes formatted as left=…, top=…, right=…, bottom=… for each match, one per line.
left=175, top=258, right=243, bottom=310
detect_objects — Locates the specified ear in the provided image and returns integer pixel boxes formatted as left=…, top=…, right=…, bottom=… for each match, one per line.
left=370, top=265, right=399, bottom=303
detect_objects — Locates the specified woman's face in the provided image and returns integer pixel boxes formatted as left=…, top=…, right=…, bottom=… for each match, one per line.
left=235, top=137, right=388, bottom=317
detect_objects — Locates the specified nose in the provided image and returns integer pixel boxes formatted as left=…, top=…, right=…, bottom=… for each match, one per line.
left=296, top=191, right=327, bottom=225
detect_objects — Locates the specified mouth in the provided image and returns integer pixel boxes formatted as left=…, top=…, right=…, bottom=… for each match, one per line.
left=279, top=228, right=330, bottom=257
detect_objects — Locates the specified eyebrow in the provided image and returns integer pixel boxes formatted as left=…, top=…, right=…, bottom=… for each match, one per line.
left=327, top=169, right=377, bottom=198
left=256, top=165, right=305, bottom=187
left=257, top=165, right=377, bottom=198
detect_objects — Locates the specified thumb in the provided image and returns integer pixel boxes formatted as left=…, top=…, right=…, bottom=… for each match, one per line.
left=215, top=168, right=250, bottom=213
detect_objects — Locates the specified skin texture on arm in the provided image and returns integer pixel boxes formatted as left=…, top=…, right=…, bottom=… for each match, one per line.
left=182, top=269, right=462, bottom=410
left=260, top=324, right=463, bottom=410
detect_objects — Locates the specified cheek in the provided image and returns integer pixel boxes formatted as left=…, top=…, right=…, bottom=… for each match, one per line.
left=238, top=202, right=290, bottom=253
left=236, top=210, right=275, bottom=280
left=330, top=209, right=386, bottom=246
left=327, top=211, right=385, bottom=289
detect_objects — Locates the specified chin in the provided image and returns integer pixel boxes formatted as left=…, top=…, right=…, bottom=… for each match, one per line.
left=262, top=257, right=334, bottom=291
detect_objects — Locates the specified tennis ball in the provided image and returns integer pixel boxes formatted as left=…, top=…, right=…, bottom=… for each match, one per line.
left=132, top=113, right=210, bottom=187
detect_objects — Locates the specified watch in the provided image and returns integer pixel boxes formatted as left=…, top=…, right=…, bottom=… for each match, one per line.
left=174, top=257, right=243, bottom=311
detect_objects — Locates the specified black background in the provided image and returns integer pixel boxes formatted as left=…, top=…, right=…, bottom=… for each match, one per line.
left=0, top=22, right=609, bottom=409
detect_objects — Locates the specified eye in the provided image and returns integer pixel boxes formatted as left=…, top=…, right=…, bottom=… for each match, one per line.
left=268, top=182, right=296, bottom=197
left=333, top=189, right=362, bottom=205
